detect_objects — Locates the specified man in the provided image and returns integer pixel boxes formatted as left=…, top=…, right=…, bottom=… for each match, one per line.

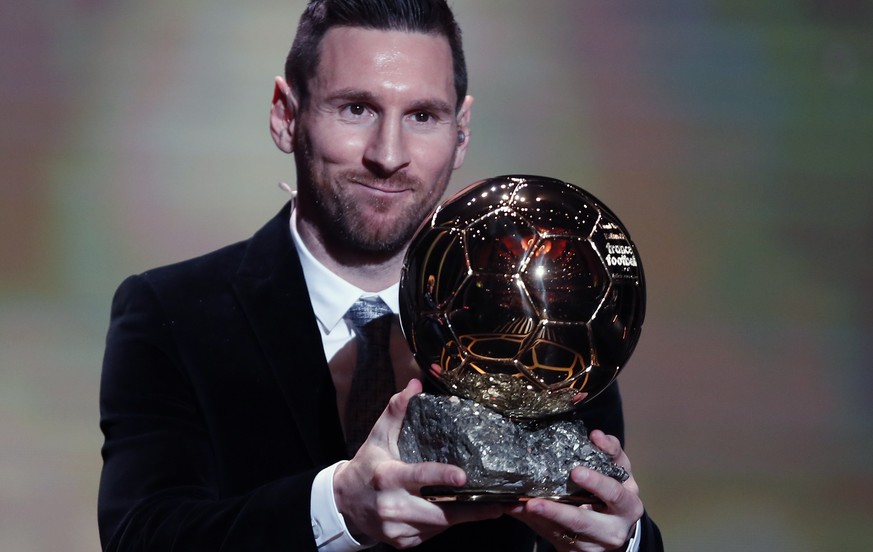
left=98, top=1, right=663, bottom=550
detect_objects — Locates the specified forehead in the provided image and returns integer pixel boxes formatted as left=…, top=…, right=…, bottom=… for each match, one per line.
left=311, top=26, right=456, bottom=106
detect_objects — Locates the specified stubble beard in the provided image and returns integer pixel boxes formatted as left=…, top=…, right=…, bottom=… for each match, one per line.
left=295, top=133, right=451, bottom=257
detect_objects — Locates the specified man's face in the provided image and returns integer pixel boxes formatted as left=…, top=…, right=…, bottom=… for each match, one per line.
left=290, top=26, right=471, bottom=256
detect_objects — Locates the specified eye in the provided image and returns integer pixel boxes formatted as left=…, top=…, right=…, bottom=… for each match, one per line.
left=339, top=102, right=373, bottom=122
left=413, top=112, right=433, bottom=123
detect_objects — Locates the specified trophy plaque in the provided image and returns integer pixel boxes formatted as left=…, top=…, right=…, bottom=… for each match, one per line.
left=398, top=175, right=645, bottom=504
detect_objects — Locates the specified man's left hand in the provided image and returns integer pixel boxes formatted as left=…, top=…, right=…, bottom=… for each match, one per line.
left=508, top=430, right=643, bottom=551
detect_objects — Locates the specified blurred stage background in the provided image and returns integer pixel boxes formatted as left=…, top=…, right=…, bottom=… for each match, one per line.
left=2, top=1, right=871, bottom=550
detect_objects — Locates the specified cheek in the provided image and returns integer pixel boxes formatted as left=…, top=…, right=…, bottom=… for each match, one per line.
left=411, top=138, right=457, bottom=178
left=308, top=124, right=367, bottom=166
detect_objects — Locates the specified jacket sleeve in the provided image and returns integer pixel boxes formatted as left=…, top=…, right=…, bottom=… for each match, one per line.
left=98, top=275, right=319, bottom=551
left=637, top=512, right=664, bottom=552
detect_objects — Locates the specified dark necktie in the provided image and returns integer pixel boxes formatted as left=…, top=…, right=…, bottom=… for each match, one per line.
left=343, top=297, right=396, bottom=456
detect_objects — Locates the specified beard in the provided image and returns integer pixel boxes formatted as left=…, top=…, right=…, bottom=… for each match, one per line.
left=294, top=132, right=452, bottom=256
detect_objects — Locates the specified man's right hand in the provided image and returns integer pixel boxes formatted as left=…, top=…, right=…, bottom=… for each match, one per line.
left=332, top=379, right=506, bottom=549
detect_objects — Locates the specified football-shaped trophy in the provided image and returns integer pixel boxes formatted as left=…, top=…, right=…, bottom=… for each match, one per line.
left=398, top=175, right=645, bottom=503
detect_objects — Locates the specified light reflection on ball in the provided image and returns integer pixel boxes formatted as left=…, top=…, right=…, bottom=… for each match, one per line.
left=399, top=175, right=645, bottom=418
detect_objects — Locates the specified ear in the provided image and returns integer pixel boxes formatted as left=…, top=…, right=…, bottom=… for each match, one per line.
left=270, top=76, right=298, bottom=153
left=453, top=95, right=474, bottom=170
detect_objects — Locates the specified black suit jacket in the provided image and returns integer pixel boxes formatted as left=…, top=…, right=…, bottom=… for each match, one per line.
left=98, top=203, right=662, bottom=551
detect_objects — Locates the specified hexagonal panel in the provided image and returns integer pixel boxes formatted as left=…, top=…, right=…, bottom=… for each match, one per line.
left=464, top=210, right=537, bottom=275
left=521, top=236, right=609, bottom=323
left=447, top=273, right=537, bottom=361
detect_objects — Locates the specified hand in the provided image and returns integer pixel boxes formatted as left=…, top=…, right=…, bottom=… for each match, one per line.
left=509, top=430, right=644, bottom=551
left=333, top=379, right=506, bottom=549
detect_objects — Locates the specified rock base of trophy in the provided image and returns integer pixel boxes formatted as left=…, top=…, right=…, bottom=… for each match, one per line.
left=398, top=393, right=628, bottom=504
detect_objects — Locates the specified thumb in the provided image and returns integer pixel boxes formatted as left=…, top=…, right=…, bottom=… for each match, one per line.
left=369, top=378, right=422, bottom=449
left=390, top=378, right=423, bottom=418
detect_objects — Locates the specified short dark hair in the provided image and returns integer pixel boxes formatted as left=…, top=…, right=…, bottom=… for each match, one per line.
left=285, top=0, right=467, bottom=109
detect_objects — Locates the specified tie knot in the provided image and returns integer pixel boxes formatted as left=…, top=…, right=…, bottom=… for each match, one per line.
left=345, top=296, right=393, bottom=331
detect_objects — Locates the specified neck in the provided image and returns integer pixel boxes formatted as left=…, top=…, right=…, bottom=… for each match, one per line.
left=295, top=214, right=406, bottom=292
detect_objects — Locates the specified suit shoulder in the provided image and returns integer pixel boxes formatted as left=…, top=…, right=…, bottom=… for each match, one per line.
left=110, top=239, right=249, bottom=310
left=142, top=239, right=248, bottom=288
left=110, top=202, right=294, bottom=318
left=128, top=202, right=292, bottom=293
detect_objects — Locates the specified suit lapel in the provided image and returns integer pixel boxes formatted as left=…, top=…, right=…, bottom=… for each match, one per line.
left=231, top=203, right=347, bottom=466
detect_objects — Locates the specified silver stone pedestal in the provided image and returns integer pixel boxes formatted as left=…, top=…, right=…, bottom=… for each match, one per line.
left=399, top=393, right=628, bottom=504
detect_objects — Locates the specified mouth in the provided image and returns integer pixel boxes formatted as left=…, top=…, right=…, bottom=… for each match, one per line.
left=349, top=178, right=412, bottom=195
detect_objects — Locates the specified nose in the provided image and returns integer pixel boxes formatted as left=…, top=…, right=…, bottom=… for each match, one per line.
left=363, top=118, right=411, bottom=177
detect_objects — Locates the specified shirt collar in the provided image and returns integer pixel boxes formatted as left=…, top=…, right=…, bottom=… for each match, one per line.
left=289, top=201, right=400, bottom=333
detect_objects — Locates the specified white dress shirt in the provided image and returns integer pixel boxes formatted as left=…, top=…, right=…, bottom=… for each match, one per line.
left=289, top=206, right=394, bottom=551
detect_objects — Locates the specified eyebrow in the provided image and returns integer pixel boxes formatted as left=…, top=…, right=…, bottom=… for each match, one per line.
left=409, top=98, right=455, bottom=117
left=326, top=88, right=377, bottom=104
left=326, top=88, right=455, bottom=116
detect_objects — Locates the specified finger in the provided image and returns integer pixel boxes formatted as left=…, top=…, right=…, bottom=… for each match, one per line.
left=385, top=498, right=506, bottom=528
left=368, top=379, right=422, bottom=449
left=589, top=429, right=628, bottom=466
left=589, top=430, right=624, bottom=458
left=391, top=460, right=467, bottom=491
left=384, top=378, right=422, bottom=422
left=588, top=429, right=620, bottom=455
left=393, top=378, right=423, bottom=412
left=569, top=468, right=642, bottom=517
left=375, top=501, right=507, bottom=551
left=510, top=499, right=602, bottom=548
left=518, top=497, right=594, bottom=528
left=514, top=496, right=638, bottom=550
left=439, top=501, right=508, bottom=526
